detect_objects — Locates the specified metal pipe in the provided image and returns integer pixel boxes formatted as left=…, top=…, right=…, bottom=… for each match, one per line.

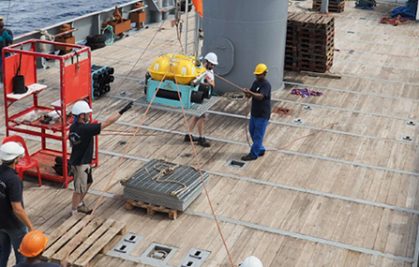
left=321, top=0, right=329, bottom=13
left=53, top=28, right=78, bottom=38
left=193, top=13, right=199, bottom=57
left=416, top=1, right=419, bottom=20
left=184, top=0, right=189, bottom=54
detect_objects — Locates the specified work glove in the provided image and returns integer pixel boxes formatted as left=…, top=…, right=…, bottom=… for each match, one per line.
left=119, top=101, right=133, bottom=115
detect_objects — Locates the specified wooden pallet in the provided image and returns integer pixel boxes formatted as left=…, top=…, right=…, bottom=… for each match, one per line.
left=299, top=31, right=334, bottom=40
left=284, top=64, right=300, bottom=72
left=300, top=21, right=334, bottom=30
left=285, top=12, right=335, bottom=73
left=124, top=199, right=178, bottom=220
left=300, top=61, right=333, bottom=73
left=299, top=29, right=334, bottom=36
left=299, top=44, right=334, bottom=53
left=313, top=0, right=345, bottom=13
left=301, top=50, right=334, bottom=58
left=42, top=214, right=126, bottom=267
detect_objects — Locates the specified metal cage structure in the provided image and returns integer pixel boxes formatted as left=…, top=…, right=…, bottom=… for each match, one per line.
left=2, top=39, right=98, bottom=187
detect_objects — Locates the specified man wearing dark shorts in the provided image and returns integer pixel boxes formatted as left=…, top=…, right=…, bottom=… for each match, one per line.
left=184, top=52, right=218, bottom=148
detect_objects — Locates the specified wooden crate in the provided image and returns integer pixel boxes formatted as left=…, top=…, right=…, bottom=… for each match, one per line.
left=124, top=199, right=178, bottom=220
left=130, top=11, right=147, bottom=29
left=42, top=215, right=126, bottom=267
left=54, top=36, right=75, bottom=53
left=108, top=19, right=132, bottom=35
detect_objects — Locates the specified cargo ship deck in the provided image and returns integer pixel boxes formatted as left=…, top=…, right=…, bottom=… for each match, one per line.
left=3, top=1, right=419, bottom=266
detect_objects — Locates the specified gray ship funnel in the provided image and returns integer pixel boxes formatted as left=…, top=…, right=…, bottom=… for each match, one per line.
left=203, top=0, right=288, bottom=91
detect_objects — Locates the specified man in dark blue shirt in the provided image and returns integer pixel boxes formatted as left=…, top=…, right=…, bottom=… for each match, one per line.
left=241, top=63, right=271, bottom=161
left=0, top=141, right=34, bottom=267
left=69, top=100, right=132, bottom=216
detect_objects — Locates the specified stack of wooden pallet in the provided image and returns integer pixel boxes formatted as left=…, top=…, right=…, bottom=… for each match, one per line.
left=312, top=0, right=345, bottom=13
left=285, top=13, right=334, bottom=73
left=285, top=13, right=300, bottom=71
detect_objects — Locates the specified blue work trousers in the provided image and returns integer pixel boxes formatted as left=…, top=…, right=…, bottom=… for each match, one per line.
left=249, top=116, right=269, bottom=158
left=0, top=226, right=27, bottom=267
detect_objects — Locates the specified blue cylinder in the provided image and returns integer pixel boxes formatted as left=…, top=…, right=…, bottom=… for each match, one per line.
left=203, top=0, right=288, bottom=91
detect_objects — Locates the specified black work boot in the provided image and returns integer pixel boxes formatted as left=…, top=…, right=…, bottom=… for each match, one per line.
left=197, top=137, right=211, bottom=147
left=184, top=134, right=198, bottom=142
left=241, top=153, right=257, bottom=161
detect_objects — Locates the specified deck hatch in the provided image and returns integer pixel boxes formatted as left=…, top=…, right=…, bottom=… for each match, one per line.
left=141, top=243, right=177, bottom=266
left=229, top=160, right=246, bottom=168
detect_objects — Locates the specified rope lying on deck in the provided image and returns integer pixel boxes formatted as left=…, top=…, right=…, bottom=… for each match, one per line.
left=148, top=162, right=188, bottom=197
left=173, top=80, right=236, bottom=267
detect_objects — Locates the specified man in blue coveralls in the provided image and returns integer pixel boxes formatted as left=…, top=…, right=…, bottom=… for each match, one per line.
left=241, top=63, right=271, bottom=161
left=0, top=19, right=13, bottom=81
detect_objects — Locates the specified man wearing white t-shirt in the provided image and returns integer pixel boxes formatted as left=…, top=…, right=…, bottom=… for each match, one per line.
left=184, top=52, right=218, bottom=147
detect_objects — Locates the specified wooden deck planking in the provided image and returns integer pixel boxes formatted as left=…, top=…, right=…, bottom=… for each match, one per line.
left=109, top=108, right=416, bottom=173
left=92, top=122, right=419, bottom=217
left=1, top=1, right=417, bottom=266
left=186, top=175, right=418, bottom=257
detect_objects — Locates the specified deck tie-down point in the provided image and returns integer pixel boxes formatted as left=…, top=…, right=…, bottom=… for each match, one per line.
left=402, top=135, right=412, bottom=142
left=293, top=118, right=304, bottom=124
left=407, top=120, right=416, bottom=126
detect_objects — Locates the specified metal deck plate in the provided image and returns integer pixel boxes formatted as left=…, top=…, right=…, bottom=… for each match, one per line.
left=179, top=248, right=211, bottom=267
left=106, top=233, right=144, bottom=262
left=134, top=95, right=220, bottom=117
left=123, top=159, right=209, bottom=211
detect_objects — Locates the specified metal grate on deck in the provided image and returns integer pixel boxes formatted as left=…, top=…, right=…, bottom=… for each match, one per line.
left=123, top=159, right=208, bottom=211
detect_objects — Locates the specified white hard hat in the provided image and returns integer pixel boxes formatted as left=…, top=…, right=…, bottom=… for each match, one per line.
left=239, top=256, right=263, bottom=267
left=71, top=100, right=92, bottom=115
left=204, top=52, right=218, bottom=65
left=0, top=142, right=24, bottom=161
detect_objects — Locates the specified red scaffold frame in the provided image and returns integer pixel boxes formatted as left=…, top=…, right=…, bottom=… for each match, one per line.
left=2, top=39, right=98, bottom=188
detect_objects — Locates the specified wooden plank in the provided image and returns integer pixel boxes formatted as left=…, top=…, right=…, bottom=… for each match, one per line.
left=52, top=217, right=105, bottom=262
left=74, top=222, right=126, bottom=267
left=301, top=71, right=341, bottom=79
left=125, top=200, right=178, bottom=220
left=67, top=219, right=116, bottom=263
left=45, top=214, right=84, bottom=249
left=43, top=215, right=95, bottom=259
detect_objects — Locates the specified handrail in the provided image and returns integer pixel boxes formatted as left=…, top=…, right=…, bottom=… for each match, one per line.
left=128, top=5, right=148, bottom=13
left=53, top=28, right=78, bottom=38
